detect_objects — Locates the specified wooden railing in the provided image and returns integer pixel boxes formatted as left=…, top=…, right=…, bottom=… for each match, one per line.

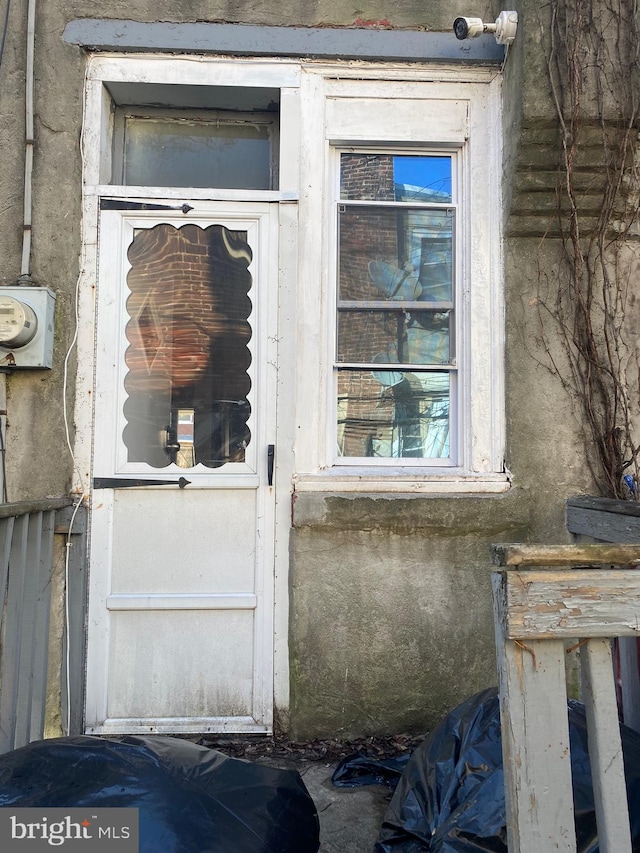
left=492, top=543, right=640, bottom=853
left=567, top=495, right=640, bottom=731
left=0, top=498, right=87, bottom=753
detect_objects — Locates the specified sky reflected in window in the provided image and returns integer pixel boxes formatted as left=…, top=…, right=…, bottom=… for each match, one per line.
left=393, top=156, right=451, bottom=202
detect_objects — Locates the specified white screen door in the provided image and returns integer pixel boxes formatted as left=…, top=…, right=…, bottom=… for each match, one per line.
left=85, top=200, right=278, bottom=734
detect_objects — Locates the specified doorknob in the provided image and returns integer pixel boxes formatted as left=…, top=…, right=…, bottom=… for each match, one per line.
left=267, top=445, right=275, bottom=486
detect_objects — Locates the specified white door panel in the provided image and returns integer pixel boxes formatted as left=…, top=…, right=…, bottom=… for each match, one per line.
left=107, top=610, right=256, bottom=719
left=86, top=201, right=278, bottom=735
left=110, top=490, right=259, bottom=594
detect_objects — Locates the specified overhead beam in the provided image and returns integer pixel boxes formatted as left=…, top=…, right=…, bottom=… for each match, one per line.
left=63, top=19, right=505, bottom=64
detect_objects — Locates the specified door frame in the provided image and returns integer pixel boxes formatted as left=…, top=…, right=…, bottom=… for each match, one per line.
left=84, top=201, right=280, bottom=735
left=74, top=55, right=302, bottom=734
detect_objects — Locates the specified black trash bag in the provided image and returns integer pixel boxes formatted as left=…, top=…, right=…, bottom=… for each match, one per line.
left=0, top=734, right=320, bottom=853
left=332, top=752, right=412, bottom=790
left=374, top=687, right=640, bottom=853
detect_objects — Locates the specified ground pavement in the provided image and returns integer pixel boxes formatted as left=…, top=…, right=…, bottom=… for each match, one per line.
left=201, top=733, right=425, bottom=853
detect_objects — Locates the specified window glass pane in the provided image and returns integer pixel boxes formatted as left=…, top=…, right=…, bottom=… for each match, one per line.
left=337, top=310, right=451, bottom=365
left=340, top=154, right=452, bottom=202
left=337, top=369, right=450, bottom=459
left=338, top=207, right=454, bottom=303
left=124, top=223, right=253, bottom=469
left=124, top=117, right=273, bottom=188
left=393, top=156, right=452, bottom=202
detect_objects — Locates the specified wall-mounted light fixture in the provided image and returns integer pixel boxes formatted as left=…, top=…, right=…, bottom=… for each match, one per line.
left=453, top=11, right=518, bottom=45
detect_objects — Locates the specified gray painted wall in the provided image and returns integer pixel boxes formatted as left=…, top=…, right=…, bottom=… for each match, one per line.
left=0, top=1, right=598, bottom=738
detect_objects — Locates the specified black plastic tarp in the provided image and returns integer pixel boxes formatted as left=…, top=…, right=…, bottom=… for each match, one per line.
left=332, top=752, right=412, bottom=790
left=0, top=734, right=320, bottom=853
left=374, top=687, right=640, bottom=853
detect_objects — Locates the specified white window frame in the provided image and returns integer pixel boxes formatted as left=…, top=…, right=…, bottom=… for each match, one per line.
left=331, top=145, right=461, bottom=468
left=292, top=69, right=507, bottom=494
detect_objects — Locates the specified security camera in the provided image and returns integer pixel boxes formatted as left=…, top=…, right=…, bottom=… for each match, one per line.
left=453, top=17, right=485, bottom=40
left=453, top=11, right=518, bottom=45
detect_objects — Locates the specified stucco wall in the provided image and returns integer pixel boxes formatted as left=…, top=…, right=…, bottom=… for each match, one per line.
left=289, top=492, right=531, bottom=737
left=0, top=1, right=600, bottom=739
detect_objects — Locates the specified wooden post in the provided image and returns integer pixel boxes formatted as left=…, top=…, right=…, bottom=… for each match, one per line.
left=580, top=639, right=632, bottom=853
left=493, top=576, right=576, bottom=853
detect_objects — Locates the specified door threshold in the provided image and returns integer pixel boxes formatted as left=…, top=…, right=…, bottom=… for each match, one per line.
left=86, top=716, right=271, bottom=736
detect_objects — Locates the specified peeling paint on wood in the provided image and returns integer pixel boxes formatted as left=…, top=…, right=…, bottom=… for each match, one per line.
left=492, top=542, right=640, bottom=567
left=580, top=639, right=632, bottom=853
left=492, top=546, right=634, bottom=853
left=495, top=569, right=640, bottom=639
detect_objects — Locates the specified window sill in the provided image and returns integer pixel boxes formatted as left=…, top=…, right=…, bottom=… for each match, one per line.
left=292, top=469, right=511, bottom=495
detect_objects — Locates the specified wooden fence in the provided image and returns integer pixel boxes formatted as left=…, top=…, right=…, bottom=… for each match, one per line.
left=492, top=543, right=640, bottom=853
left=0, top=498, right=87, bottom=753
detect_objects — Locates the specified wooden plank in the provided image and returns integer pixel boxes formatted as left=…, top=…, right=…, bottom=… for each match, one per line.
left=12, top=512, right=44, bottom=747
left=28, top=511, right=55, bottom=742
left=494, top=569, right=640, bottom=639
left=0, top=516, right=29, bottom=752
left=0, top=498, right=72, bottom=519
left=566, top=506, right=640, bottom=543
left=58, top=503, right=88, bottom=736
left=493, top=577, right=576, bottom=853
left=567, top=495, right=640, bottom=517
left=492, top=543, right=640, bottom=567
left=0, top=516, right=15, bottom=636
left=580, top=638, right=632, bottom=853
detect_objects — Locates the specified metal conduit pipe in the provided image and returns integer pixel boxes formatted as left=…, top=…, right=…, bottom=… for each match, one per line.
left=19, top=0, right=36, bottom=283
left=0, top=0, right=38, bottom=501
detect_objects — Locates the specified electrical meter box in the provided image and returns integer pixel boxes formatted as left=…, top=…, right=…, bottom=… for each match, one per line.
left=0, top=287, right=56, bottom=368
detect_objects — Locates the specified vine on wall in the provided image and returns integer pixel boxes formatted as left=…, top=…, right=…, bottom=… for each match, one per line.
left=537, top=0, right=640, bottom=498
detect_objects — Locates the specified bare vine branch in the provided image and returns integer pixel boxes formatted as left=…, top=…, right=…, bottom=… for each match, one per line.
left=536, top=0, right=640, bottom=498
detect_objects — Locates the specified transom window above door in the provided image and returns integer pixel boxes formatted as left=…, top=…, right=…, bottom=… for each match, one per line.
left=106, top=84, right=281, bottom=189
left=335, top=152, right=457, bottom=463
left=116, top=111, right=278, bottom=189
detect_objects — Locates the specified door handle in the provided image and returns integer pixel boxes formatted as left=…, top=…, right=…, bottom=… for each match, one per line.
left=267, top=445, right=275, bottom=486
left=163, top=425, right=180, bottom=464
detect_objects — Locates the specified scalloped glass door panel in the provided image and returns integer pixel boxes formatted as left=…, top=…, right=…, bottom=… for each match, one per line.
left=124, top=223, right=253, bottom=468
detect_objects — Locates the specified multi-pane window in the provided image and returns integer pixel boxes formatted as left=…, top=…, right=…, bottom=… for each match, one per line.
left=336, top=153, right=456, bottom=463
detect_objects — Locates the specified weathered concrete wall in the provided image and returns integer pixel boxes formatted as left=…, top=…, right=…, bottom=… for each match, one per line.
left=289, top=492, right=533, bottom=738
left=0, top=0, right=604, bottom=738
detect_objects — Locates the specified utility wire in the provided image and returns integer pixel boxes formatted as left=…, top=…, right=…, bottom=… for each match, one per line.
left=0, top=0, right=13, bottom=506
left=0, top=419, right=7, bottom=502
